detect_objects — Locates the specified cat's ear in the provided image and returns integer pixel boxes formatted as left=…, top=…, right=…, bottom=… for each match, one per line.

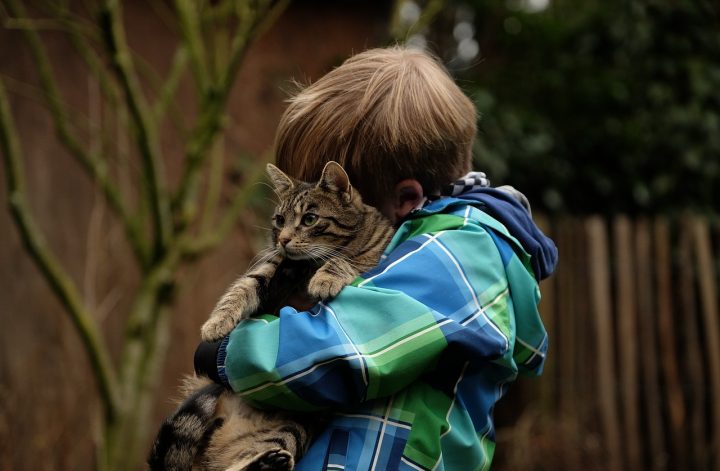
left=318, top=161, right=352, bottom=201
left=266, top=164, right=295, bottom=194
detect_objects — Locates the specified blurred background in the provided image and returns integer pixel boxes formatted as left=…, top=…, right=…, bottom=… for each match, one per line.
left=0, top=0, right=718, bottom=469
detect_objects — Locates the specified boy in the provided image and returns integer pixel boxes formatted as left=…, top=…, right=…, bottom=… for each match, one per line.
left=196, top=46, right=557, bottom=470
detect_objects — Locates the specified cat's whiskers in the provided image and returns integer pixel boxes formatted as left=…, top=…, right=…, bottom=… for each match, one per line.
left=262, top=196, right=280, bottom=207
left=305, top=250, right=326, bottom=265
left=312, top=245, right=353, bottom=262
left=291, top=245, right=328, bottom=265
left=257, top=181, right=283, bottom=202
left=246, top=248, right=280, bottom=273
left=312, top=249, right=349, bottom=264
left=307, top=246, right=358, bottom=271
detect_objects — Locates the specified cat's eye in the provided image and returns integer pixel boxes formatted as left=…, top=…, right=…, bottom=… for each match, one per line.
left=301, top=213, right=319, bottom=226
left=273, top=214, right=285, bottom=227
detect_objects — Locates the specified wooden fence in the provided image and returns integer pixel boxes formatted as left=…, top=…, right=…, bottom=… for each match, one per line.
left=494, top=214, right=720, bottom=471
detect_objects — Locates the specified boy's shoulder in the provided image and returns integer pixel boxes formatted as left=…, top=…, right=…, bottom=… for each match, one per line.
left=391, top=197, right=515, bottom=246
left=401, top=191, right=557, bottom=281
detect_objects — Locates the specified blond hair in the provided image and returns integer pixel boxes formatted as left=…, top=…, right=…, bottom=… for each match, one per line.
left=274, top=46, right=477, bottom=206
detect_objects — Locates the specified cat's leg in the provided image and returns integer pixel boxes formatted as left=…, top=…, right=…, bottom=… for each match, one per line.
left=201, top=400, right=312, bottom=471
left=201, top=253, right=284, bottom=342
left=230, top=421, right=310, bottom=471
left=244, top=450, right=293, bottom=471
left=307, top=258, right=358, bottom=300
left=233, top=421, right=309, bottom=471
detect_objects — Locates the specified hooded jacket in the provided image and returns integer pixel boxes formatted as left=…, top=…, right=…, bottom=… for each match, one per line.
left=212, top=192, right=557, bottom=470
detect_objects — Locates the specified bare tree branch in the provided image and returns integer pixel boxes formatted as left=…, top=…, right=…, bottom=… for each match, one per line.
left=100, top=0, right=172, bottom=254
left=44, top=0, right=122, bottom=108
left=0, top=79, right=120, bottom=422
left=183, top=152, right=270, bottom=258
left=3, top=1, right=295, bottom=467
left=200, top=137, right=226, bottom=232
left=174, top=0, right=209, bottom=93
left=3, top=0, right=150, bottom=267
left=173, top=0, right=290, bottom=229
left=151, top=45, right=189, bottom=124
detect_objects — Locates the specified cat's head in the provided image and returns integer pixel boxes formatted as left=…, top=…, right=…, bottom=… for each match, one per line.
left=266, top=161, right=364, bottom=261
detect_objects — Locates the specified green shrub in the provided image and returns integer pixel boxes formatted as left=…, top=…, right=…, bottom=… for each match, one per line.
left=440, top=0, right=720, bottom=213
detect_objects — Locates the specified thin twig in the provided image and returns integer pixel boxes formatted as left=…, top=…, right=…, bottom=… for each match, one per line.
left=3, top=17, right=75, bottom=31
left=199, top=136, right=226, bottom=232
left=44, top=0, right=122, bottom=108
left=0, top=79, right=120, bottom=422
left=183, top=152, right=270, bottom=258
left=132, top=48, right=190, bottom=137
left=201, top=0, right=237, bottom=24
left=174, top=0, right=209, bottom=92
left=198, top=20, right=231, bottom=231
left=2, top=2, right=97, bottom=39
left=151, top=45, right=190, bottom=123
left=0, top=72, right=129, bottom=166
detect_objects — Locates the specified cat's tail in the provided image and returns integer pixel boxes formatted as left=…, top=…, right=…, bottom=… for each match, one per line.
left=148, top=376, right=225, bottom=471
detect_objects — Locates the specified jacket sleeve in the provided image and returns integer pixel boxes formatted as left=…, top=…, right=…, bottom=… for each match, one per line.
left=217, top=223, right=529, bottom=411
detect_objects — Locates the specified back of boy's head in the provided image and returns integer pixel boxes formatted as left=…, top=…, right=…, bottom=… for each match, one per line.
left=274, top=46, right=477, bottom=207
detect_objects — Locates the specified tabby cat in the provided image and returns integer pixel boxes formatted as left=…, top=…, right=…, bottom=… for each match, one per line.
left=149, top=161, right=395, bottom=470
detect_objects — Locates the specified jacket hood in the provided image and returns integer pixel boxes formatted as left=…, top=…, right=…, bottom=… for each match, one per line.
left=456, top=187, right=558, bottom=280
left=417, top=188, right=558, bottom=281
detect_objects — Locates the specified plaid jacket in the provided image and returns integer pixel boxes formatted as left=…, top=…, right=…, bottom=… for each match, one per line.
left=217, top=197, right=550, bottom=470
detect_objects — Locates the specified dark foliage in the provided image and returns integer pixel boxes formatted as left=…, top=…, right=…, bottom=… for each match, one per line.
left=437, top=0, right=720, bottom=214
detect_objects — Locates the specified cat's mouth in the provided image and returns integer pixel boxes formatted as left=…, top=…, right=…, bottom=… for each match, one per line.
left=285, top=252, right=310, bottom=260
left=279, top=245, right=310, bottom=260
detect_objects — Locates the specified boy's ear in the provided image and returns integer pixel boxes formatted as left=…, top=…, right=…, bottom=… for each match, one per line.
left=392, top=179, right=424, bottom=221
left=318, top=161, right=352, bottom=200
left=266, top=164, right=295, bottom=194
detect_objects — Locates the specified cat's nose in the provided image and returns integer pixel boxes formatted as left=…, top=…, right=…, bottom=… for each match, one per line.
left=278, top=236, right=290, bottom=247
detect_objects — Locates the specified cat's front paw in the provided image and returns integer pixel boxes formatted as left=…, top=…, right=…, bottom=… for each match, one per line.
left=201, top=314, right=237, bottom=342
left=307, top=273, right=347, bottom=300
left=246, top=449, right=294, bottom=471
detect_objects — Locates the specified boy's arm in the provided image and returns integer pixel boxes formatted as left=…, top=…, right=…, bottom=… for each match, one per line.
left=198, top=223, right=539, bottom=411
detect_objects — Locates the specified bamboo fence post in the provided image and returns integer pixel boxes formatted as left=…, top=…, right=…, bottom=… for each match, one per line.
left=654, top=217, right=686, bottom=467
left=557, top=218, right=575, bottom=415
left=556, top=217, right=579, bottom=467
left=635, top=218, right=667, bottom=468
left=575, top=218, right=593, bottom=410
left=613, top=215, right=641, bottom=470
left=586, top=216, right=622, bottom=470
left=692, top=216, right=720, bottom=469
left=678, top=217, right=707, bottom=470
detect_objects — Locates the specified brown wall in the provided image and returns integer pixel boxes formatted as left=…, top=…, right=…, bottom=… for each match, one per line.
left=0, top=2, right=390, bottom=469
